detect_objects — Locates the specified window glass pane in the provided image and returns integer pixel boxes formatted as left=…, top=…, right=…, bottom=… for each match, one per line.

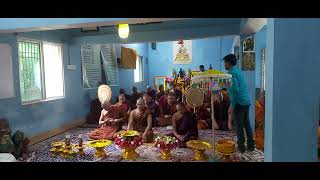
left=19, top=41, right=42, bottom=102
left=139, top=58, right=143, bottom=82
left=134, top=56, right=140, bottom=83
left=43, top=43, right=64, bottom=98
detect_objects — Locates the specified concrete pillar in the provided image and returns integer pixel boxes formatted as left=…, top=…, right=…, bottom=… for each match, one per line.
left=264, top=18, right=320, bottom=162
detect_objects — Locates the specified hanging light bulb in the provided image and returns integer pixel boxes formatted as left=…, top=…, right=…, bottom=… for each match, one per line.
left=118, top=24, right=129, bottom=38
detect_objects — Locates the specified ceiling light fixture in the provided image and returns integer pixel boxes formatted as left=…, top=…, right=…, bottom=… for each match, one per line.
left=118, top=24, right=129, bottom=38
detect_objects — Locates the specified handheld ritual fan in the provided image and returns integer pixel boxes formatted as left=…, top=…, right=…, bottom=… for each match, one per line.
left=98, top=85, right=112, bottom=103
left=185, top=87, right=204, bottom=112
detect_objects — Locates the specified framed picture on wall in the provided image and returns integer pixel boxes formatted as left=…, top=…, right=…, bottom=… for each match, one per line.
left=154, top=76, right=166, bottom=91
left=173, top=40, right=192, bottom=64
left=243, top=36, right=255, bottom=52
left=242, top=52, right=255, bottom=71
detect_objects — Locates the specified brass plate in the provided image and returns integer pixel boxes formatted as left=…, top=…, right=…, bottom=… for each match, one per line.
left=121, top=130, right=140, bottom=137
left=87, top=140, right=112, bottom=148
left=216, top=139, right=236, bottom=154
left=51, top=141, right=64, bottom=147
left=186, top=140, right=212, bottom=151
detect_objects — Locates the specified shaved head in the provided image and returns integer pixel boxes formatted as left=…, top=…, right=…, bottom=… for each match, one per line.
left=101, top=101, right=112, bottom=111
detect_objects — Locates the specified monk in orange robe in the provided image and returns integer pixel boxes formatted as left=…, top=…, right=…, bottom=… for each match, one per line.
left=127, top=98, right=153, bottom=143
left=89, top=101, right=128, bottom=140
left=158, top=92, right=177, bottom=127
left=114, top=94, right=131, bottom=115
left=172, top=102, right=198, bottom=147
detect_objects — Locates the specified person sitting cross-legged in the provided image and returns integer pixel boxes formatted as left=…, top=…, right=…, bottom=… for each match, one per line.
left=127, top=98, right=153, bottom=143
left=171, top=102, right=198, bottom=148
left=89, top=101, right=128, bottom=140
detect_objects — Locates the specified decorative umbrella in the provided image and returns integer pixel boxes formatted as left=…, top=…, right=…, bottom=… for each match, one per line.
left=190, top=69, right=232, bottom=159
left=98, top=85, right=112, bottom=103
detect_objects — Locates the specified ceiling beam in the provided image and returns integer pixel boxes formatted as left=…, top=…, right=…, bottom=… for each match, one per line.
left=0, top=18, right=191, bottom=34
left=240, top=18, right=267, bottom=34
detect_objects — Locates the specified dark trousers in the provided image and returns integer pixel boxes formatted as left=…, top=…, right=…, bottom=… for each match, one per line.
left=233, top=104, right=255, bottom=152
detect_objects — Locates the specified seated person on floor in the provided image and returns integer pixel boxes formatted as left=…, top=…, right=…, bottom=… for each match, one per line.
left=157, top=89, right=171, bottom=107
left=116, top=88, right=131, bottom=103
left=195, top=102, right=211, bottom=130
left=130, top=86, right=142, bottom=110
left=213, top=91, right=230, bottom=131
left=174, top=86, right=183, bottom=102
left=86, top=93, right=103, bottom=125
left=89, top=101, right=128, bottom=140
left=146, top=86, right=157, bottom=100
left=114, top=94, right=131, bottom=115
left=0, top=118, right=29, bottom=158
left=158, top=92, right=177, bottom=127
left=155, top=85, right=166, bottom=102
left=127, top=98, right=153, bottom=143
left=172, top=102, right=198, bottom=148
left=143, top=93, right=159, bottom=127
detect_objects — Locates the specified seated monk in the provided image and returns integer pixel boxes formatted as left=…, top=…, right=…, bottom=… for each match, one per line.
left=129, top=87, right=142, bottom=110
left=127, top=98, right=153, bottom=143
left=114, top=94, right=131, bottom=115
left=172, top=102, right=198, bottom=148
left=158, top=92, right=177, bottom=127
left=143, top=93, right=159, bottom=127
left=157, top=89, right=171, bottom=107
left=116, top=88, right=131, bottom=103
left=155, top=85, right=165, bottom=102
left=195, top=103, right=211, bottom=130
left=89, top=101, right=128, bottom=140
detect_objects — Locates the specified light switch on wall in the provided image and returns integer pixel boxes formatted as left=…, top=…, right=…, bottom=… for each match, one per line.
left=67, top=65, right=77, bottom=70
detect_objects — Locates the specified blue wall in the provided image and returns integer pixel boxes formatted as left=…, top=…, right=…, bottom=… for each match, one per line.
left=147, top=36, right=235, bottom=86
left=115, top=43, right=149, bottom=98
left=255, top=26, right=267, bottom=88
left=0, top=31, right=94, bottom=138
left=0, top=31, right=149, bottom=138
left=264, top=18, right=320, bottom=162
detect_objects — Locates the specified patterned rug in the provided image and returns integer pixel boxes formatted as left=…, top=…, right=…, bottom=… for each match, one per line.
left=23, top=126, right=264, bottom=162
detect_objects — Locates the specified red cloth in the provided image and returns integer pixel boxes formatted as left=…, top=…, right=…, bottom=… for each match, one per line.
left=158, top=102, right=177, bottom=127
left=89, top=105, right=128, bottom=140
left=158, top=95, right=167, bottom=107
left=114, top=102, right=130, bottom=112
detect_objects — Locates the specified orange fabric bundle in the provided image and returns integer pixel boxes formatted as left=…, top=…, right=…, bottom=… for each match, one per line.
left=197, top=120, right=209, bottom=129
left=255, top=101, right=264, bottom=130
left=89, top=126, right=118, bottom=140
